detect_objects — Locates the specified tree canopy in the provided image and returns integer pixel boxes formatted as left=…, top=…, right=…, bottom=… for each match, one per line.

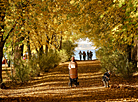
left=2, top=0, right=137, bottom=51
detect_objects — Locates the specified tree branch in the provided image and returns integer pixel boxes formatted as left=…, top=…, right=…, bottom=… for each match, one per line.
left=3, top=22, right=17, bottom=43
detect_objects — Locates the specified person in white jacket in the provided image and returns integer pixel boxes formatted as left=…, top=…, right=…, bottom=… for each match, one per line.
left=68, top=57, right=79, bottom=87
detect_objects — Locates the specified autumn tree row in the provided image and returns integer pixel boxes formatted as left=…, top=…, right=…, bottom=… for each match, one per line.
left=80, top=0, right=138, bottom=78
left=0, top=0, right=78, bottom=83
left=0, top=0, right=138, bottom=83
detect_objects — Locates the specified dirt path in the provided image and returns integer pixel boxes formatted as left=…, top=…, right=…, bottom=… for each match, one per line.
left=0, top=60, right=138, bottom=102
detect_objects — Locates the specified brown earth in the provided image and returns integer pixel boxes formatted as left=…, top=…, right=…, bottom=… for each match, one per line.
left=0, top=60, right=138, bottom=102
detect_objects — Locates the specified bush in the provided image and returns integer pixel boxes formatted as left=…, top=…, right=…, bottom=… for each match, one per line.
left=62, top=40, right=77, bottom=61
left=6, top=56, right=40, bottom=83
left=37, top=50, right=61, bottom=72
left=113, top=53, right=136, bottom=79
left=96, top=48, right=137, bottom=79
left=6, top=44, right=76, bottom=83
left=6, top=49, right=69, bottom=83
left=57, top=49, right=69, bottom=62
left=14, top=59, right=31, bottom=82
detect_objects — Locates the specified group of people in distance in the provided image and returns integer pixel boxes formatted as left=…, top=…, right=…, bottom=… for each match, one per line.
left=78, top=50, right=93, bottom=61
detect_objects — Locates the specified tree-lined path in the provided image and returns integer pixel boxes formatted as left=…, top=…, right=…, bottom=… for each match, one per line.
left=1, top=0, right=138, bottom=101
left=1, top=60, right=138, bottom=102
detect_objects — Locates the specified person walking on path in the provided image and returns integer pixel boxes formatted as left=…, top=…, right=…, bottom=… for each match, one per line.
left=2, top=57, right=7, bottom=64
left=83, top=51, right=86, bottom=61
left=78, top=51, right=82, bottom=61
left=102, top=71, right=111, bottom=88
left=68, top=57, right=79, bottom=87
left=2, top=57, right=7, bottom=67
left=87, top=50, right=89, bottom=60
left=89, top=51, right=93, bottom=60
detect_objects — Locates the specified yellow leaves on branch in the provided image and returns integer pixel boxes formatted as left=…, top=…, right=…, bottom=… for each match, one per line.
left=3, top=0, right=137, bottom=52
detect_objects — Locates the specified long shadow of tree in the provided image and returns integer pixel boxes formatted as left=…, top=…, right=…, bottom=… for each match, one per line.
left=1, top=61, right=138, bottom=102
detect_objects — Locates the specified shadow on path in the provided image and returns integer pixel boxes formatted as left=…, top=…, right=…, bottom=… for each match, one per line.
left=1, top=60, right=138, bottom=102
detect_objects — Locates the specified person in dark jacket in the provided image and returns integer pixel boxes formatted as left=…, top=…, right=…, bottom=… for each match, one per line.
left=89, top=51, right=93, bottom=60
left=87, top=50, right=89, bottom=60
left=83, top=51, right=86, bottom=61
left=102, top=71, right=111, bottom=88
left=78, top=51, right=82, bottom=61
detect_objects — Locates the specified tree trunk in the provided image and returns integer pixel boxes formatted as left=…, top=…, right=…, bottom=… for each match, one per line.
left=45, top=35, right=49, bottom=55
left=14, top=37, right=24, bottom=64
left=0, top=43, right=4, bottom=83
left=0, top=20, right=4, bottom=83
left=0, top=0, right=8, bottom=83
left=45, top=44, right=48, bottom=55
left=38, top=46, right=43, bottom=72
left=136, top=40, right=138, bottom=68
left=132, top=37, right=138, bottom=68
left=27, top=41, right=31, bottom=60
left=59, top=36, right=62, bottom=51
left=27, top=36, right=31, bottom=60
left=14, top=45, right=20, bottom=65
left=127, top=45, right=132, bottom=62
left=20, top=44, right=24, bottom=57
left=40, top=46, right=43, bottom=55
